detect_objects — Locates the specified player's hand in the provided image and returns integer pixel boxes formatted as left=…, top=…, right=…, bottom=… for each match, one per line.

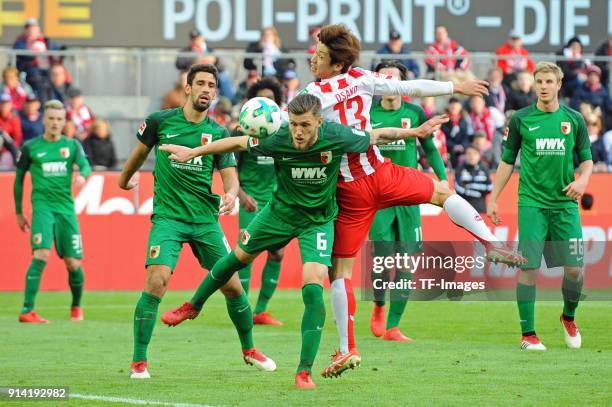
left=562, top=179, right=587, bottom=199
left=415, top=114, right=449, bottom=138
left=239, top=192, right=258, bottom=212
left=486, top=201, right=501, bottom=226
left=119, top=172, right=139, bottom=190
left=219, top=192, right=237, bottom=216
left=17, top=214, right=30, bottom=232
left=438, top=180, right=450, bottom=190
left=73, top=175, right=86, bottom=188
left=159, top=144, right=195, bottom=163
left=454, top=80, right=489, bottom=97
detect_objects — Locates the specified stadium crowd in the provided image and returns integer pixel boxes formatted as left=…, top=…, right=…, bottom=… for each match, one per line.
left=2, top=20, right=611, bottom=175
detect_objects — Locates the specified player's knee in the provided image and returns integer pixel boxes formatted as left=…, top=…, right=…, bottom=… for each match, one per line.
left=268, top=248, right=284, bottom=262
left=431, top=182, right=453, bottom=206
left=33, top=249, right=50, bottom=263
left=220, top=275, right=243, bottom=297
left=64, top=257, right=80, bottom=271
left=564, top=266, right=582, bottom=281
left=145, top=268, right=170, bottom=296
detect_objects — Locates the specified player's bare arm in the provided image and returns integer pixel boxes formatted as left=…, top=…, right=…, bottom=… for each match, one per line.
left=219, top=167, right=239, bottom=216
left=453, top=80, right=490, bottom=97
left=160, top=136, right=249, bottom=162
left=119, top=140, right=152, bottom=190
left=486, top=160, right=514, bottom=226
left=371, top=114, right=449, bottom=145
left=562, top=160, right=593, bottom=199
left=238, top=187, right=258, bottom=212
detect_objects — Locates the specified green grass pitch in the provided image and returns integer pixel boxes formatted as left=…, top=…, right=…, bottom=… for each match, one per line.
left=1, top=290, right=611, bottom=406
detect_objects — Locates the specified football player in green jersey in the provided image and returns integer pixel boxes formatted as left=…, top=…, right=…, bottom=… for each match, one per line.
left=14, top=100, right=92, bottom=324
left=488, top=62, right=593, bottom=351
left=160, top=93, right=448, bottom=388
left=367, top=61, right=449, bottom=342
left=236, top=77, right=286, bottom=326
left=118, top=64, right=276, bottom=379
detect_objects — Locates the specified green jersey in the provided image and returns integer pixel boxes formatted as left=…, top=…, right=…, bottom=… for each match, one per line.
left=247, top=121, right=370, bottom=225
left=14, top=135, right=91, bottom=214
left=137, top=108, right=236, bottom=223
left=234, top=142, right=277, bottom=203
left=502, top=104, right=592, bottom=208
left=370, top=101, right=447, bottom=180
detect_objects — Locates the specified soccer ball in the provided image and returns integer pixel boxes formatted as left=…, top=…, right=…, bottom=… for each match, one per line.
left=239, top=97, right=282, bottom=138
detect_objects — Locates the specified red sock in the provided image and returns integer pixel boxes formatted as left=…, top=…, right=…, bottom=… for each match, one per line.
left=344, top=278, right=357, bottom=351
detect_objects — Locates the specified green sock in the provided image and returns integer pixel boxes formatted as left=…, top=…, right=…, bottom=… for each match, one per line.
left=238, top=263, right=252, bottom=295
left=190, top=251, right=247, bottom=311
left=387, top=271, right=411, bottom=330
left=133, top=292, right=161, bottom=362
left=562, top=276, right=583, bottom=318
left=22, top=258, right=46, bottom=313
left=297, top=284, right=325, bottom=374
left=254, top=259, right=281, bottom=314
left=68, top=266, right=84, bottom=307
left=226, top=292, right=254, bottom=350
left=516, top=283, right=536, bottom=335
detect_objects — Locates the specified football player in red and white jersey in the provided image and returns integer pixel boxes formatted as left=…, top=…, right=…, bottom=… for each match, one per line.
left=306, top=25, right=527, bottom=378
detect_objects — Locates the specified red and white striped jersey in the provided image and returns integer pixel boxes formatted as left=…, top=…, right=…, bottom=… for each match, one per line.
left=301, top=67, right=453, bottom=182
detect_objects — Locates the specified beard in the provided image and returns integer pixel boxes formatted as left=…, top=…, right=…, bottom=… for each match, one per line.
left=191, top=95, right=211, bottom=112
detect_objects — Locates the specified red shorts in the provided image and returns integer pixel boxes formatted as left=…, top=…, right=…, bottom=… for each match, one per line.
left=332, top=162, right=435, bottom=258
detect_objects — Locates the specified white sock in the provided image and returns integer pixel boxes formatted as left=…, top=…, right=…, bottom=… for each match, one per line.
left=330, top=279, right=349, bottom=354
left=443, top=194, right=499, bottom=244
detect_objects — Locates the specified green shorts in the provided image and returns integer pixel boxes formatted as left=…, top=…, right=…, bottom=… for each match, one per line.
left=238, top=204, right=334, bottom=266
left=31, top=208, right=82, bottom=259
left=145, top=215, right=231, bottom=271
left=369, top=205, right=423, bottom=256
left=518, top=206, right=583, bottom=269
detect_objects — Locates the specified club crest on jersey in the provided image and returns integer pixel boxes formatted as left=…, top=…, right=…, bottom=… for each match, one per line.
left=320, top=151, right=332, bottom=164
left=201, top=133, right=212, bottom=145
left=32, top=233, right=42, bottom=245
left=138, top=121, right=147, bottom=135
left=401, top=118, right=411, bottom=129
left=248, top=137, right=259, bottom=147
left=503, top=126, right=509, bottom=141
left=60, top=147, right=70, bottom=158
left=149, top=245, right=160, bottom=259
left=561, top=122, right=571, bottom=135
left=241, top=230, right=251, bottom=245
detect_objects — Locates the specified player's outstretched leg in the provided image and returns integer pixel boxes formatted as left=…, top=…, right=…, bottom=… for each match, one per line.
left=561, top=266, right=583, bottom=349
left=431, top=181, right=527, bottom=267
left=253, top=250, right=283, bottom=326
left=65, top=258, right=84, bottom=321
left=516, top=269, right=546, bottom=351
left=19, top=250, right=49, bottom=324
left=295, top=283, right=326, bottom=389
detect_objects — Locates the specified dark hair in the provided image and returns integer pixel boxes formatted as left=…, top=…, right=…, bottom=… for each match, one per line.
left=246, top=76, right=284, bottom=105
left=465, top=144, right=481, bottom=154
left=374, top=60, right=408, bottom=80
left=288, top=94, right=322, bottom=116
left=318, top=24, right=361, bottom=73
left=187, top=64, right=218, bottom=86
left=581, top=193, right=594, bottom=210
left=448, top=97, right=461, bottom=105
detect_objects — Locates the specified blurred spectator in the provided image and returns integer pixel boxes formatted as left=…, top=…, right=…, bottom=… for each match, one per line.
left=585, top=112, right=609, bottom=171
left=373, top=31, right=419, bottom=79
left=471, top=131, right=496, bottom=168
left=420, top=96, right=436, bottom=118
left=12, top=18, right=62, bottom=98
left=63, top=120, right=77, bottom=139
left=495, top=30, right=535, bottom=85
left=20, top=93, right=43, bottom=142
left=208, top=97, right=233, bottom=128
left=233, top=70, right=261, bottom=105
left=557, top=37, right=591, bottom=99
left=282, top=70, right=300, bottom=102
left=66, top=88, right=94, bottom=140
left=244, top=27, right=296, bottom=81
left=442, top=97, right=471, bottom=168
left=485, top=67, right=507, bottom=113
left=161, top=72, right=188, bottom=110
left=0, top=66, right=33, bottom=112
left=0, top=127, right=19, bottom=169
left=468, top=96, right=496, bottom=141
left=425, top=25, right=475, bottom=82
left=42, top=63, right=73, bottom=104
left=570, top=65, right=610, bottom=123
left=453, top=145, right=492, bottom=213
left=246, top=76, right=285, bottom=107
left=0, top=93, right=22, bottom=168
left=506, top=71, right=537, bottom=111
left=307, top=26, right=322, bottom=55
left=595, top=35, right=612, bottom=86
left=82, top=119, right=117, bottom=170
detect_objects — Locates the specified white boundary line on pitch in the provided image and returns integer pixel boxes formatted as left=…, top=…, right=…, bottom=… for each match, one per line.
left=71, top=393, right=218, bottom=407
